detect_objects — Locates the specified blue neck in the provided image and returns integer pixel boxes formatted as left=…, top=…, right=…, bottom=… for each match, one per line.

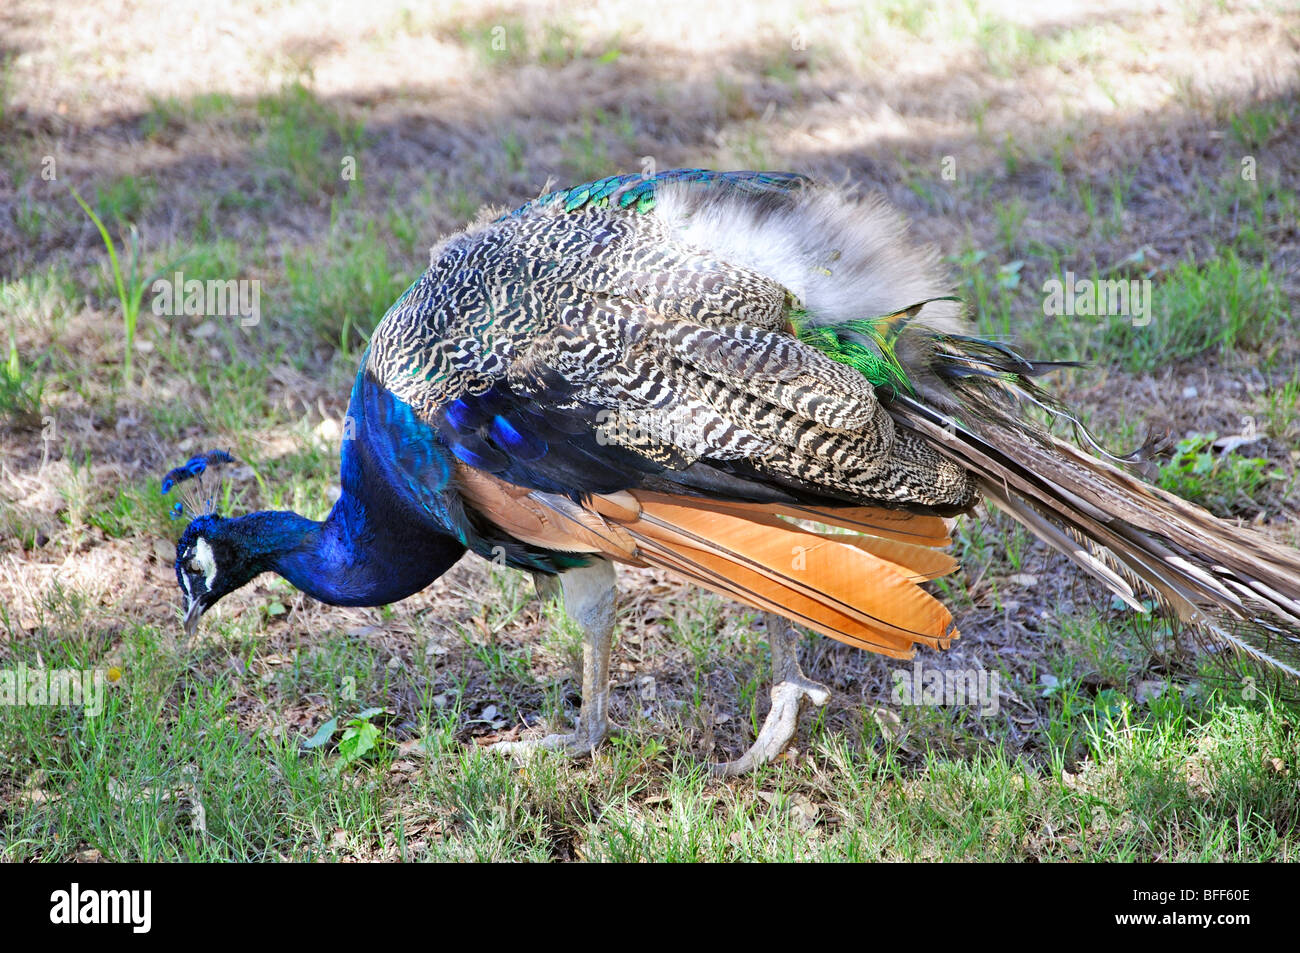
left=224, top=364, right=470, bottom=607
left=235, top=495, right=465, bottom=608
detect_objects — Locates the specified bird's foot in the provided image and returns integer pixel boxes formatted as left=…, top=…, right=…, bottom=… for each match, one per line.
left=490, top=719, right=607, bottom=760
left=709, top=673, right=830, bottom=777
left=491, top=559, right=616, bottom=763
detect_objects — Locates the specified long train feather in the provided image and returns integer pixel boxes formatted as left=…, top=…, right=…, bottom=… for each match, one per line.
left=886, top=349, right=1300, bottom=684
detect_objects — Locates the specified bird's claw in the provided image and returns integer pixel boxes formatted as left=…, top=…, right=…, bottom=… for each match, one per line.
left=490, top=723, right=608, bottom=760
left=709, top=674, right=830, bottom=777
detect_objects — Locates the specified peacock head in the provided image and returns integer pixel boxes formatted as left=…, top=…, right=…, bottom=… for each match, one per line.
left=161, top=450, right=260, bottom=636
left=174, top=513, right=267, bottom=637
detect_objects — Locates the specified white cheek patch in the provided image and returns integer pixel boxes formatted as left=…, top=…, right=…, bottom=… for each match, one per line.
left=194, top=538, right=218, bottom=590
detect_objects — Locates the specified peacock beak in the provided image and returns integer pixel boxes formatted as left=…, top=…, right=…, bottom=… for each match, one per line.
left=182, top=596, right=204, bottom=638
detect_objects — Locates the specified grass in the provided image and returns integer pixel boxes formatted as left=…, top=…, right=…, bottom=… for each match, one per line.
left=283, top=211, right=415, bottom=357
left=957, top=239, right=1289, bottom=376
left=1156, top=433, right=1289, bottom=518
left=0, top=332, right=45, bottom=428
left=461, top=20, right=530, bottom=69
left=1229, top=100, right=1294, bottom=152
left=256, top=82, right=366, bottom=200
left=562, top=108, right=638, bottom=183
left=1262, top=370, right=1300, bottom=447
left=1103, top=252, right=1286, bottom=373
left=3, top=600, right=1295, bottom=861
left=68, top=187, right=167, bottom=391
left=142, top=91, right=236, bottom=142
left=459, top=16, right=622, bottom=71
left=1, top=0, right=1298, bottom=863
left=94, top=176, right=154, bottom=224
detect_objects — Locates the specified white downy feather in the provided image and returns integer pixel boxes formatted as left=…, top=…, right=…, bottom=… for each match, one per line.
left=654, top=180, right=968, bottom=333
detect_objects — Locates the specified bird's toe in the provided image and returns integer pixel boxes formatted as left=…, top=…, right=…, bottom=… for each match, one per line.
left=709, top=675, right=830, bottom=777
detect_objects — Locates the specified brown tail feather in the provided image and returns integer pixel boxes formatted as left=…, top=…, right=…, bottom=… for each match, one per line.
left=892, top=394, right=1300, bottom=682
left=679, top=496, right=953, bottom=546
left=454, top=465, right=960, bottom=657
left=627, top=532, right=922, bottom=656
left=627, top=494, right=957, bottom=648
left=809, top=532, right=958, bottom=581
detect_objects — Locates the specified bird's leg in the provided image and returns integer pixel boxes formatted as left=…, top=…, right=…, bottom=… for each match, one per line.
left=710, top=613, right=830, bottom=776
left=491, top=557, right=617, bottom=759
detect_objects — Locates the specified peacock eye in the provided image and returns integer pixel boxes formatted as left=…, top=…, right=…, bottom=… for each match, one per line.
left=186, top=558, right=202, bottom=575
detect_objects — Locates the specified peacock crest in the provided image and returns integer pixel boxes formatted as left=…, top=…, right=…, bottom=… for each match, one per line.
left=160, top=449, right=236, bottom=520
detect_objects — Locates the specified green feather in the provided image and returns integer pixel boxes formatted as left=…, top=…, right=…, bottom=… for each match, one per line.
left=793, top=317, right=913, bottom=395
left=505, top=169, right=812, bottom=221
left=790, top=297, right=961, bottom=396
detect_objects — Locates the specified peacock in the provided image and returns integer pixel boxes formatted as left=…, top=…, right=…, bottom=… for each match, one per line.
left=165, top=169, right=1300, bottom=774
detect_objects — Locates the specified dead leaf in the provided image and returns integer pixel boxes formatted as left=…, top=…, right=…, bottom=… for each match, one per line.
left=789, top=794, right=820, bottom=831
left=1134, top=680, right=1169, bottom=705
left=397, top=737, right=437, bottom=758
left=872, top=707, right=903, bottom=742
left=22, top=769, right=51, bottom=805
left=472, top=725, right=521, bottom=746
